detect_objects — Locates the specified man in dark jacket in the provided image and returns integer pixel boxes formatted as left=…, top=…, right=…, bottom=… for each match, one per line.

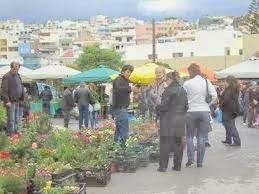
left=156, top=72, right=188, bottom=172
left=39, top=86, right=53, bottom=115
left=62, top=86, right=74, bottom=128
left=112, top=64, right=136, bottom=146
left=74, top=82, right=91, bottom=129
left=1, top=62, right=24, bottom=136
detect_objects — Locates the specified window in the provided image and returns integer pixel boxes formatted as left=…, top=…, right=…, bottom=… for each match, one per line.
left=115, top=37, right=122, bottom=42
left=172, top=53, right=183, bottom=58
left=127, top=37, right=133, bottom=42
left=1, top=48, right=7, bottom=52
left=148, top=54, right=157, bottom=60
left=8, top=47, right=18, bottom=52
left=239, top=49, right=243, bottom=55
left=190, top=52, right=194, bottom=57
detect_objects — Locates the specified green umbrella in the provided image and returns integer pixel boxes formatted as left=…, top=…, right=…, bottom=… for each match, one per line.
left=63, top=65, right=120, bottom=84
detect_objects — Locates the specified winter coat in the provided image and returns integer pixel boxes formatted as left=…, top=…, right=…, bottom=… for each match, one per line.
left=62, top=88, right=74, bottom=111
left=220, top=87, right=240, bottom=122
left=1, top=72, right=24, bottom=104
left=112, top=75, right=131, bottom=109
left=157, top=82, right=188, bottom=137
left=149, top=79, right=167, bottom=107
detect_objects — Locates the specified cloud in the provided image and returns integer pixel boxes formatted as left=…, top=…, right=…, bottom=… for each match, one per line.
left=137, top=0, right=250, bottom=17
left=137, top=0, right=189, bottom=14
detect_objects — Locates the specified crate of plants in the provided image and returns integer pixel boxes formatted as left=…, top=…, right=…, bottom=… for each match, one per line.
left=51, top=168, right=74, bottom=182
left=74, top=164, right=111, bottom=187
left=137, top=151, right=150, bottom=167
left=122, top=153, right=138, bottom=173
left=44, top=181, right=87, bottom=194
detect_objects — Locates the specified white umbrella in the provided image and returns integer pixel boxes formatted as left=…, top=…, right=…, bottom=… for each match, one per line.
left=217, top=58, right=259, bottom=79
left=28, top=64, right=81, bottom=80
left=0, top=65, right=33, bottom=79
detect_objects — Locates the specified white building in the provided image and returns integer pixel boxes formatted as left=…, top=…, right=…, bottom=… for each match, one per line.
left=123, top=30, right=243, bottom=60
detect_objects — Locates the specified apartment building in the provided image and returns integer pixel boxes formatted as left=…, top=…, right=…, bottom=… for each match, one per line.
left=123, top=30, right=243, bottom=60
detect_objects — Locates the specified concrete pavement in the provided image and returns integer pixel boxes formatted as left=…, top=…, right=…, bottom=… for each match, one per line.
left=52, top=117, right=259, bottom=194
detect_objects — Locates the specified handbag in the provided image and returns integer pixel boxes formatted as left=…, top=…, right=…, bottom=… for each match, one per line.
left=205, top=78, right=212, bottom=104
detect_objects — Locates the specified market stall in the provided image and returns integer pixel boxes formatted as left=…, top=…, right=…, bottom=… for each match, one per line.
left=63, top=65, right=119, bottom=84
left=178, top=64, right=217, bottom=82
left=27, top=64, right=81, bottom=80
left=217, top=57, right=259, bottom=79
left=0, top=65, right=33, bottom=81
left=126, top=63, right=172, bottom=84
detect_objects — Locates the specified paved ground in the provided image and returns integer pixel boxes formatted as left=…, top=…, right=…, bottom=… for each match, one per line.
left=52, top=118, right=259, bottom=194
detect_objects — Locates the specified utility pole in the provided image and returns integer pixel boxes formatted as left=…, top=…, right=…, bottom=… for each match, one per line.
left=152, top=19, right=156, bottom=63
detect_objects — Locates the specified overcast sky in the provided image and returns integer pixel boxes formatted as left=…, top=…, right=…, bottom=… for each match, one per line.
left=0, top=0, right=251, bottom=23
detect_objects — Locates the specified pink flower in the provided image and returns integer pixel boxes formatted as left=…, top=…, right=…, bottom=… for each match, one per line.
left=36, top=134, right=48, bottom=140
left=32, top=142, right=38, bottom=149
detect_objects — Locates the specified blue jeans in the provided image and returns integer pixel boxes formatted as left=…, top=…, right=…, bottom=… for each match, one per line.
left=6, top=102, right=20, bottom=136
left=186, top=111, right=210, bottom=165
left=79, top=105, right=89, bottom=129
left=114, top=108, right=128, bottom=146
left=223, top=119, right=241, bottom=145
left=89, top=111, right=99, bottom=129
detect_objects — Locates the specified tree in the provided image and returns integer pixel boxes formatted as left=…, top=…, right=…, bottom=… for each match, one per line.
left=246, top=0, right=259, bottom=34
left=156, top=62, right=172, bottom=69
left=74, top=44, right=124, bottom=71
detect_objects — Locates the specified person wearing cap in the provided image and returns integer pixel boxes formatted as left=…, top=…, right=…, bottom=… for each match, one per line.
left=156, top=71, right=188, bottom=172
left=1, top=62, right=24, bottom=136
left=183, top=63, right=217, bottom=168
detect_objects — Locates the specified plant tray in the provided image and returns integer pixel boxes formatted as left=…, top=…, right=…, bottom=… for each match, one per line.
left=51, top=172, right=77, bottom=187
left=68, top=183, right=87, bottom=194
left=113, top=154, right=138, bottom=173
left=123, top=156, right=138, bottom=173
left=75, top=166, right=111, bottom=187
left=137, top=152, right=150, bottom=167
left=149, top=152, right=160, bottom=163
left=51, top=168, right=74, bottom=181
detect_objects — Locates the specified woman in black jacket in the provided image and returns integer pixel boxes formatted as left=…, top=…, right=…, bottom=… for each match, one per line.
left=156, top=72, right=188, bottom=172
left=220, top=76, right=241, bottom=146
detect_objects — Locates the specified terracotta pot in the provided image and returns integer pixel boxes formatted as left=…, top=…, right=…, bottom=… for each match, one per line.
left=110, top=163, right=117, bottom=173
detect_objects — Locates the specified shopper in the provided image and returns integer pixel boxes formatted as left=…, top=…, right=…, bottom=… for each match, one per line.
left=1, top=62, right=24, bottom=136
left=157, top=72, right=188, bottom=172
left=39, top=86, right=53, bottom=115
left=220, top=76, right=241, bottom=146
left=74, top=82, right=91, bottom=129
left=184, top=63, right=217, bottom=168
left=149, top=67, right=167, bottom=126
left=112, top=65, right=137, bottom=146
left=62, top=86, right=75, bottom=128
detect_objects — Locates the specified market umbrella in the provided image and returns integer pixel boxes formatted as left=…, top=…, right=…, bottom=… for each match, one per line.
left=28, top=64, right=80, bottom=80
left=217, top=58, right=259, bottom=79
left=178, top=64, right=217, bottom=82
left=0, top=65, right=33, bottom=81
left=63, top=65, right=120, bottom=84
left=128, top=63, right=172, bottom=84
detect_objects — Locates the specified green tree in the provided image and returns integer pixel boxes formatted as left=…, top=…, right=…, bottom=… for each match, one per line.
left=246, top=0, right=259, bottom=34
left=74, top=44, right=124, bottom=71
left=156, top=62, right=172, bottom=69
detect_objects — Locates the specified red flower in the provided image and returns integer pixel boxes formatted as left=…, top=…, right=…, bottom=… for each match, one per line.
left=0, top=151, right=9, bottom=159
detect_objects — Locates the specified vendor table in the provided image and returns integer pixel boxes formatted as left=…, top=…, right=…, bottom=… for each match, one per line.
left=30, top=101, right=61, bottom=116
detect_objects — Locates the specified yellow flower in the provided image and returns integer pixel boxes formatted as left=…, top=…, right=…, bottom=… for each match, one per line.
left=43, top=181, right=52, bottom=193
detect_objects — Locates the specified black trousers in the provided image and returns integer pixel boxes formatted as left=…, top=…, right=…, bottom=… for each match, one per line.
left=63, top=110, right=71, bottom=128
left=159, top=136, right=183, bottom=169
